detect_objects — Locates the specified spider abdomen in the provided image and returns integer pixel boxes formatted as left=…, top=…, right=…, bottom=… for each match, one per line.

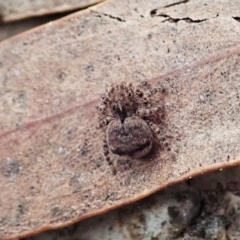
left=107, top=116, right=153, bottom=158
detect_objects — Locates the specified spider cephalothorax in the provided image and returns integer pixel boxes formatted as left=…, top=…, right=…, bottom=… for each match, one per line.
left=99, top=82, right=138, bottom=123
left=96, top=81, right=162, bottom=173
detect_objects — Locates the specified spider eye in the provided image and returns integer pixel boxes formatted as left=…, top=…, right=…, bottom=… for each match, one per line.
left=136, top=89, right=143, bottom=97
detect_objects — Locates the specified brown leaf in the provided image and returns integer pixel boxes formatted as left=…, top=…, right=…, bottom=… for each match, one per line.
left=0, top=0, right=103, bottom=22
left=1, top=0, right=240, bottom=239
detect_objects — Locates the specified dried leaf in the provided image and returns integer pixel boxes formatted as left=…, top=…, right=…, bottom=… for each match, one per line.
left=1, top=0, right=240, bottom=239
left=0, top=0, right=103, bottom=22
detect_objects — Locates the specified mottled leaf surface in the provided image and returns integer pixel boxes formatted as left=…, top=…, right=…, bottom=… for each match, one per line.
left=1, top=0, right=240, bottom=239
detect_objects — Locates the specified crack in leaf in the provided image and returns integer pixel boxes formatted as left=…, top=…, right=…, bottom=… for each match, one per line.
left=150, top=0, right=190, bottom=18
left=101, top=13, right=126, bottom=22
left=93, top=11, right=126, bottom=22
left=149, top=10, right=218, bottom=23
left=163, top=0, right=190, bottom=8
left=156, top=13, right=208, bottom=23
left=233, top=17, right=240, bottom=22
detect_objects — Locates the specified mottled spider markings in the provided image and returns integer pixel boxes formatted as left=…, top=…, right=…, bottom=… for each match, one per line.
left=96, top=81, right=164, bottom=174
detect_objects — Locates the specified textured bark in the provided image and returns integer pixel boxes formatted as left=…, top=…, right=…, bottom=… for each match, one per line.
left=0, top=0, right=240, bottom=239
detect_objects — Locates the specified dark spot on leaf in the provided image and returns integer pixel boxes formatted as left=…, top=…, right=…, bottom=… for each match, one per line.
left=0, top=157, right=21, bottom=178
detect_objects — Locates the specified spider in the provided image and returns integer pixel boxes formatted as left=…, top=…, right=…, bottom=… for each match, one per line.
left=96, top=81, right=164, bottom=174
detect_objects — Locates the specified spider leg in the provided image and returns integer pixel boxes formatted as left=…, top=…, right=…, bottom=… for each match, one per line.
left=103, top=135, right=116, bottom=175
left=95, top=104, right=106, bottom=113
left=135, top=80, right=150, bottom=99
left=147, top=121, right=169, bottom=150
left=142, top=87, right=161, bottom=105
left=149, top=122, right=173, bottom=141
left=136, top=105, right=164, bottom=118
left=135, top=81, right=161, bottom=106
left=147, top=121, right=161, bottom=135
left=144, top=87, right=158, bottom=98
left=147, top=118, right=182, bottom=156
left=96, top=116, right=113, bottom=129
